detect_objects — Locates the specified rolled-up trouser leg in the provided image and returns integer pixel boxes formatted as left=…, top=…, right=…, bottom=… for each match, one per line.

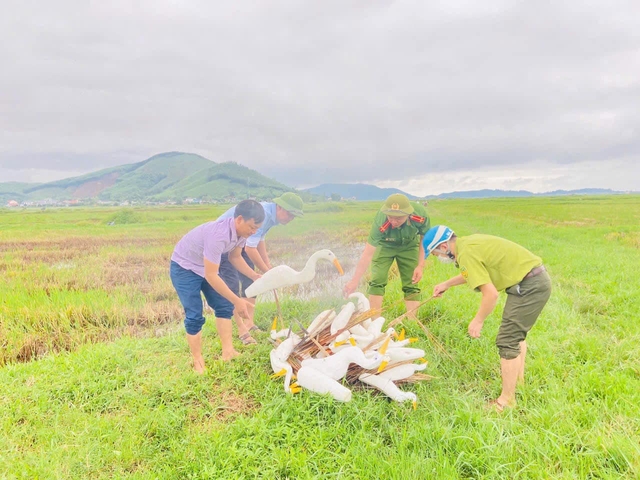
left=497, top=271, right=552, bottom=359
left=170, top=261, right=207, bottom=335
left=367, top=246, right=396, bottom=297
left=201, top=277, right=234, bottom=320
left=394, top=243, right=420, bottom=299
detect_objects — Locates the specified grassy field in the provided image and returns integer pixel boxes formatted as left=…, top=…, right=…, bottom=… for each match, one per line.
left=1, top=196, right=639, bottom=479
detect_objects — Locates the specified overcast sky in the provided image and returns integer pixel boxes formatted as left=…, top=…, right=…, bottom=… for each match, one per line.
left=1, top=0, right=639, bottom=195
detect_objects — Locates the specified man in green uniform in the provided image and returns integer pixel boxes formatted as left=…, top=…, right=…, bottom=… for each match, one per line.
left=344, top=193, right=430, bottom=319
left=422, top=225, right=552, bottom=411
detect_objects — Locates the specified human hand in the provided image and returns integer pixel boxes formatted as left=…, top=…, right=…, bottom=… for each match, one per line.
left=234, top=299, right=251, bottom=319
left=343, top=279, right=358, bottom=298
left=433, top=282, right=449, bottom=297
left=252, top=272, right=262, bottom=282
left=468, top=318, right=484, bottom=338
left=412, top=266, right=423, bottom=284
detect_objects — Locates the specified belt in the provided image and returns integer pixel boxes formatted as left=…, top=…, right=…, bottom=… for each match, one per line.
left=524, top=265, right=546, bottom=279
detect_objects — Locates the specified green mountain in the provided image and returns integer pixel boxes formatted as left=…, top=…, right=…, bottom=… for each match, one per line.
left=16, top=152, right=212, bottom=201
left=0, top=182, right=41, bottom=204
left=3, top=152, right=294, bottom=203
left=156, top=162, right=291, bottom=201
left=96, top=152, right=213, bottom=201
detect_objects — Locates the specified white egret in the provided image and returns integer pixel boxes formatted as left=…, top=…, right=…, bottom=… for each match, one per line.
left=330, top=302, right=356, bottom=335
left=358, top=373, right=418, bottom=408
left=269, top=334, right=301, bottom=394
left=244, top=249, right=344, bottom=298
left=306, top=309, right=336, bottom=335
left=296, top=347, right=383, bottom=402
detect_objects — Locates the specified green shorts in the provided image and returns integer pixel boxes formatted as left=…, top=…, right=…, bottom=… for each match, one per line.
left=496, top=270, right=552, bottom=359
left=367, top=244, right=421, bottom=299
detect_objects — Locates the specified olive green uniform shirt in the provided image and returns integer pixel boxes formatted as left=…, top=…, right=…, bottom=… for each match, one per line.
left=456, top=234, right=542, bottom=292
left=367, top=203, right=430, bottom=248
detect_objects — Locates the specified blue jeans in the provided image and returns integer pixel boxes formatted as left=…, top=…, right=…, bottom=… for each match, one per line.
left=170, top=261, right=234, bottom=335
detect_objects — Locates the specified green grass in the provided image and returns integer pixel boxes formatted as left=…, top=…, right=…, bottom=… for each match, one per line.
left=1, top=196, right=639, bottom=478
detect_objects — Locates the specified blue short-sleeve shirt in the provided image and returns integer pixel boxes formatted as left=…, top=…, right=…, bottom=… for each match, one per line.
left=218, top=202, right=279, bottom=248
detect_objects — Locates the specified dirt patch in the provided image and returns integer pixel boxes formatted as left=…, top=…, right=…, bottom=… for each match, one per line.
left=72, top=172, right=120, bottom=198
left=15, top=336, right=50, bottom=363
left=20, top=249, right=88, bottom=264
left=209, top=390, right=258, bottom=423
left=605, top=231, right=640, bottom=249
left=0, top=306, right=184, bottom=367
left=102, top=264, right=154, bottom=289
left=554, top=220, right=593, bottom=227
left=0, top=236, right=168, bottom=253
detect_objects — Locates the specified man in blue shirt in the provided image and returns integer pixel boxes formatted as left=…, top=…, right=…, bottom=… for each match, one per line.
left=217, top=192, right=304, bottom=340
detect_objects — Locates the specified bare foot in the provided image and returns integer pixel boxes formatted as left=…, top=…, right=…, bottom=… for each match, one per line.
left=221, top=349, right=241, bottom=361
left=193, top=357, right=206, bottom=374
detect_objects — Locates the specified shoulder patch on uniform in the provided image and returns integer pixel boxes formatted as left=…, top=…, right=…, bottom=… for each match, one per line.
left=460, top=266, right=468, bottom=279
left=409, top=214, right=426, bottom=224
left=379, top=220, right=391, bottom=233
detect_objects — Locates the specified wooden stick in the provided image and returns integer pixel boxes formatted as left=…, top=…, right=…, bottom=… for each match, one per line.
left=362, top=333, right=390, bottom=352
left=309, top=335, right=331, bottom=356
left=381, top=294, right=454, bottom=362
left=388, top=295, right=436, bottom=327
left=273, top=291, right=282, bottom=329
left=306, top=309, right=335, bottom=338
left=414, top=317, right=454, bottom=361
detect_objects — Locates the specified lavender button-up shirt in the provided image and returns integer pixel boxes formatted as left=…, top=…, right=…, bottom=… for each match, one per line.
left=217, top=202, right=278, bottom=248
left=171, top=217, right=245, bottom=277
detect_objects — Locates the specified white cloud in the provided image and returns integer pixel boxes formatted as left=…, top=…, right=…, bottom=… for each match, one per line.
left=1, top=0, right=639, bottom=191
left=374, top=158, right=640, bottom=196
left=0, top=167, right=87, bottom=184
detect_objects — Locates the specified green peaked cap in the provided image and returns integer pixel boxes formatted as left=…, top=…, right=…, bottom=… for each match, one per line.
left=380, top=193, right=414, bottom=217
left=273, top=192, right=304, bottom=217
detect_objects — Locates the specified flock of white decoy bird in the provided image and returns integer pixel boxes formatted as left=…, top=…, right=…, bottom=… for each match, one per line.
left=245, top=249, right=431, bottom=408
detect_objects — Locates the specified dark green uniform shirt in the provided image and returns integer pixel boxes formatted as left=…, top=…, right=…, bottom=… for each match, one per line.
left=456, top=234, right=543, bottom=291
left=367, top=203, right=430, bottom=248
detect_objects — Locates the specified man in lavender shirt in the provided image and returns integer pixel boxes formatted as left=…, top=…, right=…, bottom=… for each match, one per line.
left=217, top=192, right=305, bottom=333
left=170, top=200, right=265, bottom=372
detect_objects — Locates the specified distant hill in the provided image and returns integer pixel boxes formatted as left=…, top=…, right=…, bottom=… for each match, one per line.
left=155, top=162, right=291, bottom=201
left=3, top=159, right=632, bottom=205
left=304, top=183, right=418, bottom=201
left=14, top=152, right=212, bottom=202
left=1, top=152, right=294, bottom=203
left=0, top=182, right=41, bottom=203
left=301, top=184, right=630, bottom=202
left=540, top=188, right=623, bottom=196
left=430, top=188, right=626, bottom=199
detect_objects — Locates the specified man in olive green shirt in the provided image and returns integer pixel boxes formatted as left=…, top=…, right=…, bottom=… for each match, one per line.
left=423, top=225, right=552, bottom=411
left=344, top=194, right=430, bottom=319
